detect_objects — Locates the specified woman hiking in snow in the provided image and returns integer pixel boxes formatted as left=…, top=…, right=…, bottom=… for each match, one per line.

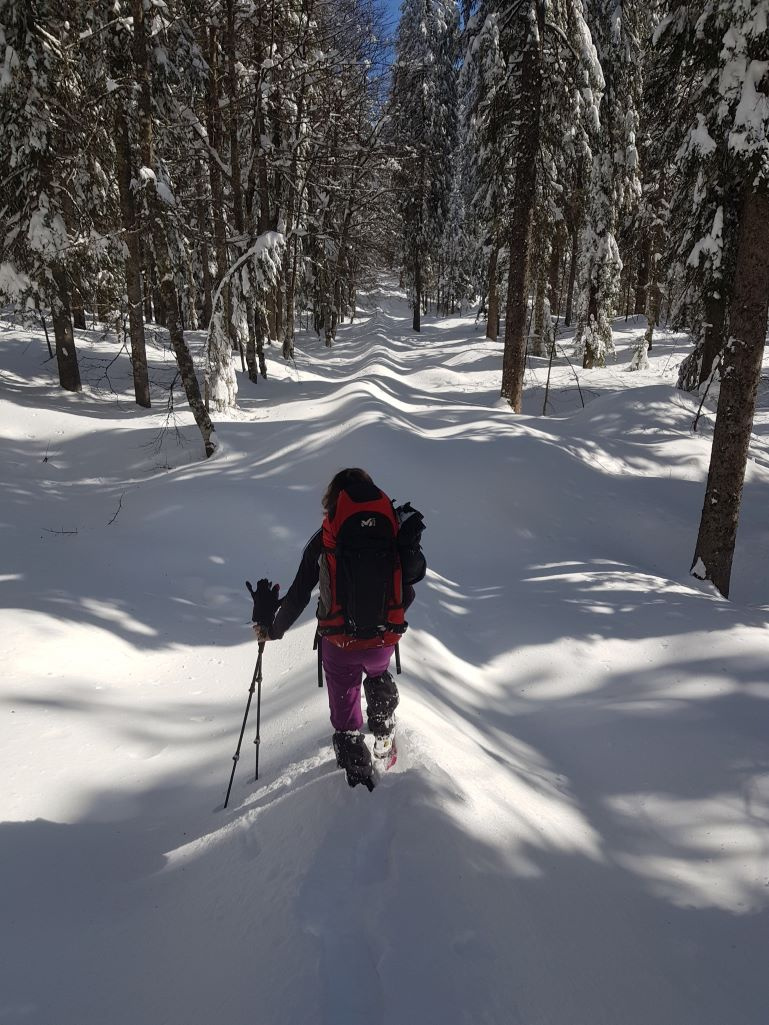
left=251, top=468, right=426, bottom=791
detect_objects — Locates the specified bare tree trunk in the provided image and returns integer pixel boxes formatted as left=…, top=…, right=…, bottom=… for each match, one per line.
left=148, top=257, right=165, bottom=325
left=207, top=25, right=239, bottom=365
left=501, top=2, right=544, bottom=411
left=691, top=182, right=769, bottom=598
left=548, top=222, right=564, bottom=324
left=413, top=253, right=421, bottom=333
left=634, top=235, right=651, bottom=315
left=284, top=235, right=299, bottom=360
left=632, top=225, right=662, bottom=370
left=71, top=289, right=87, bottom=330
left=51, top=268, right=82, bottom=392
left=196, top=160, right=213, bottom=327
left=140, top=236, right=153, bottom=322
left=644, top=231, right=662, bottom=354
left=564, top=223, right=578, bottom=327
left=256, top=306, right=268, bottom=377
left=114, top=105, right=151, bottom=407
left=486, top=243, right=499, bottom=340
left=530, top=240, right=548, bottom=357
left=699, top=292, right=727, bottom=385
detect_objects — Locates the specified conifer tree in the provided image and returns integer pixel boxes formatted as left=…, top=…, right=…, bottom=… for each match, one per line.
left=460, top=1, right=512, bottom=340
left=652, top=4, right=741, bottom=393
left=0, top=3, right=91, bottom=392
left=390, top=0, right=458, bottom=332
left=574, top=0, right=643, bottom=370
left=681, top=0, right=769, bottom=597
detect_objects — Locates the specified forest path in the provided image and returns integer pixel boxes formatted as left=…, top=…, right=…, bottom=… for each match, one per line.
left=1, top=289, right=769, bottom=1025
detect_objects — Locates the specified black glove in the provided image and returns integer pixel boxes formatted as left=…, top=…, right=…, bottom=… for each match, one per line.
left=246, top=578, right=281, bottom=629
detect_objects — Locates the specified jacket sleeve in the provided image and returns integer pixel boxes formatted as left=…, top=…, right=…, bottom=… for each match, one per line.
left=268, top=529, right=322, bottom=639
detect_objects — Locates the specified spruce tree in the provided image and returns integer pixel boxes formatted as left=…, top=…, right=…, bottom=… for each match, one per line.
left=684, top=1, right=769, bottom=597
left=390, top=0, right=458, bottom=332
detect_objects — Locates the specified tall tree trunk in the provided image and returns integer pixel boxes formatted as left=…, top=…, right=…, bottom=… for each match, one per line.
left=581, top=275, right=601, bottom=368
left=531, top=240, right=548, bottom=357
left=630, top=226, right=661, bottom=371
left=225, top=0, right=249, bottom=374
left=71, top=289, right=87, bottom=330
left=644, top=231, right=662, bottom=355
left=564, top=223, right=578, bottom=327
left=284, top=235, right=298, bottom=360
left=256, top=306, right=268, bottom=377
left=699, top=291, right=727, bottom=386
left=501, top=2, right=544, bottom=411
left=207, top=25, right=239, bottom=367
left=140, top=236, right=153, bottom=322
left=691, top=182, right=769, bottom=598
left=548, top=222, right=564, bottom=324
left=51, top=268, right=82, bottom=392
left=131, top=0, right=215, bottom=457
left=413, top=253, right=421, bottom=333
left=148, top=256, right=165, bottom=325
left=196, top=160, right=213, bottom=328
left=486, top=243, right=499, bottom=340
left=114, top=105, right=151, bottom=407
left=634, top=235, right=651, bottom=315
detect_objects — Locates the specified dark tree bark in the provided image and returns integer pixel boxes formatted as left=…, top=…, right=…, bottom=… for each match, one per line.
left=699, top=292, right=727, bottom=385
left=642, top=224, right=663, bottom=354
left=114, top=105, right=151, bottom=407
left=413, top=253, right=421, bottom=333
left=148, top=256, right=165, bottom=325
left=51, top=268, right=82, bottom=392
left=206, top=25, right=239, bottom=372
left=501, top=1, right=544, bottom=411
left=196, top=160, right=213, bottom=328
left=71, top=290, right=87, bottom=330
left=564, top=223, right=578, bottom=327
left=140, top=236, right=153, bottom=322
left=531, top=239, right=548, bottom=357
left=634, top=234, right=651, bottom=315
left=548, top=221, right=565, bottom=324
left=486, top=243, right=499, bottom=340
left=691, top=182, right=769, bottom=598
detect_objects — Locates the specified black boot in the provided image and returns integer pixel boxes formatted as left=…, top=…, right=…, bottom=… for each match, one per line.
left=332, top=731, right=374, bottom=792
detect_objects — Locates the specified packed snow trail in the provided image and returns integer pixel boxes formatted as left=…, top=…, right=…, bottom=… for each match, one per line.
left=1, top=288, right=769, bottom=1025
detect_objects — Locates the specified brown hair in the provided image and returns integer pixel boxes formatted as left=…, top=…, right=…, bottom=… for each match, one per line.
left=322, top=468, right=373, bottom=518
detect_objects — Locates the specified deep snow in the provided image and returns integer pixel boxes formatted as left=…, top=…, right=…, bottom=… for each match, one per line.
left=1, top=289, right=768, bottom=1025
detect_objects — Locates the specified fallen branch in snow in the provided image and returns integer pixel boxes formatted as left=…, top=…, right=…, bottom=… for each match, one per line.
left=143, top=372, right=187, bottom=457
left=107, top=492, right=126, bottom=526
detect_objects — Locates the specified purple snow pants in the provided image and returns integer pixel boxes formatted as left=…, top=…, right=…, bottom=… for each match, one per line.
left=321, top=639, right=395, bottom=731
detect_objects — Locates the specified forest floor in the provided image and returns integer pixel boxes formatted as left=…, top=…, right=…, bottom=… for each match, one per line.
left=2, top=286, right=769, bottom=1025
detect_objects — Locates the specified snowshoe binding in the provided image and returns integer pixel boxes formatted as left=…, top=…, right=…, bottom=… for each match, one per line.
left=372, top=730, right=398, bottom=771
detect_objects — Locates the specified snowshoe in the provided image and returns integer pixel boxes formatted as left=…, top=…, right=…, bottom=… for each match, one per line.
left=332, top=731, right=375, bottom=792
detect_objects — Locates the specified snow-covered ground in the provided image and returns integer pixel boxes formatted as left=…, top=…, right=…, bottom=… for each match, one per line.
left=2, top=289, right=768, bottom=1025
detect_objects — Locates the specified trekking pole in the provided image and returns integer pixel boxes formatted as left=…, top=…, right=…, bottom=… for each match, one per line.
left=254, top=643, right=264, bottom=781
left=223, top=641, right=265, bottom=809
left=314, top=632, right=323, bottom=687
left=394, top=642, right=402, bottom=675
